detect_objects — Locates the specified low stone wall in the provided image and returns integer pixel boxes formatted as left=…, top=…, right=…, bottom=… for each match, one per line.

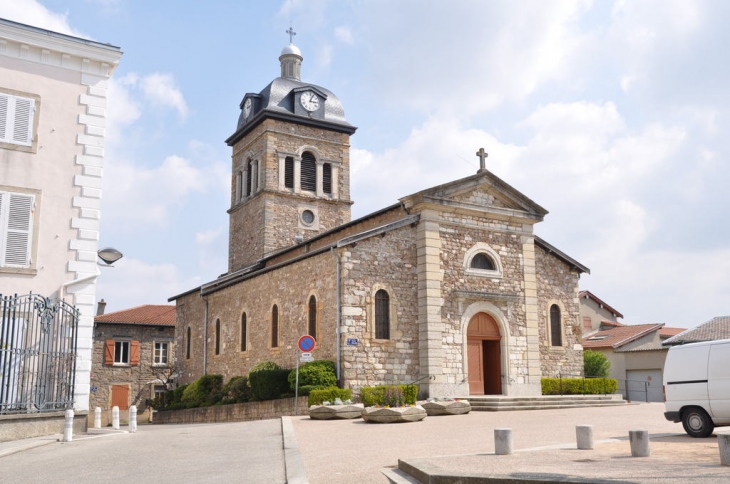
left=154, top=396, right=309, bottom=424
left=0, top=411, right=88, bottom=442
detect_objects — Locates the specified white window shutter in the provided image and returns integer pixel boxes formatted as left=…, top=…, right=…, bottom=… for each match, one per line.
left=12, top=97, right=34, bottom=146
left=0, top=94, right=8, bottom=142
left=1, top=192, right=34, bottom=267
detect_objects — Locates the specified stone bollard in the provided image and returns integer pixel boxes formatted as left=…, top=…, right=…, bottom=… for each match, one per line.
left=718, top=434, right=730, bottom=465
left=576, top=425, right=594, bottom=450
left=112, top=406, right=120, bottom=430
left=129, top=405, right=137, bottom=433
left=94, top=407, right=101, bottom=429
left=494, top=428, right=513, bottom=455
left=63, top=409, right=74, bottom=442
left=629, top=430, right=650, bottom=457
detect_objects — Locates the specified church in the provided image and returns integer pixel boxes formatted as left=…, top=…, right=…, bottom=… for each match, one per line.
left=170, top=36, right=589, bottom=398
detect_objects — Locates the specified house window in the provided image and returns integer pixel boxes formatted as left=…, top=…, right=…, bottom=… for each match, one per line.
left=375, top=289, right=390, bottom=339
left=301, top=151, right=316, bottom=192
left=115, top=341, right=130, bottom=364
left=154, top=342, right=169, bottom=365
left=105, top=339, right=140, bottom=366
left=0, top=191, right=34, bottom=268
left=0, top=92, right=35, bottom=148
left=583, top=316, right=592, bottom=330
left=241, top=312, right=248, bottom=352
left=470, top=253, right=495, bottom=270
left=186, top=326, right=191, bottom=359
left=322, top=163, right=332, bottom=194
left=284, top=156, right=294, bottom=189
left=271, top=305, right=279, bottom=348
left=215, top=319, right=221, bottom=355
left=550, top=304, right=562, bottom=347
left=308, top=295, right=317, bottom=340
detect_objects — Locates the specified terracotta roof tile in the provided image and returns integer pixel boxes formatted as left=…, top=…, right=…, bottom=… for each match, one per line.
left=663, top=316, right=730, bottom=346
left=95, top=305, right=176, bottom=326
left=582, top=323, right=664, bottom=349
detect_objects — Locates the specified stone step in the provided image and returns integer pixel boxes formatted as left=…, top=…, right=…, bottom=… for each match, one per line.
left=470, top=402, right=628, bottom=412
left=460, top=394, right=627, bottom=412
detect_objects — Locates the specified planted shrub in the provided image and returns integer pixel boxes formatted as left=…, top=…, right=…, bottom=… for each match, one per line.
left=250, top=360, right=282, bottom=373
left=584, top=350, right=611, bottom=378
left=308, top=386, right=353, bottom=406
left=541, top=377, right=618, bottom=395
left=248, top=368, right=291, bottom=401
left=360, top=384, right=418, bottom=406
left=222, top=376, right=252, bottom=404
left=288, top=360, right=337, bottom=394
left=181, top=374, right=224, bottom=408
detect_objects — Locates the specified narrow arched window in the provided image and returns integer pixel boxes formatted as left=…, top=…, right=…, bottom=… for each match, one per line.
left=241, top=312, right=247, bottom=352
left=284, top=156, right=294, bottom=189
left=215, top=319, right=221, bottom=355
left=246, top=159, right=253, bottom=196
left=550, top=305, right=562, bottom=347
left=323, top=163, right=332, bottom=194
left=308, top=295, right=317, bottom=340
left=271, top=305, right=279, bottom=348
left=236, top=171, right=243, bottom=202
left=375, top=289, right=390, bottom=339
left=186, top=326, right=191, bottom=359
left=301, top=151, right=316, bottom=192
left=470, top=253, right=495, bottom=270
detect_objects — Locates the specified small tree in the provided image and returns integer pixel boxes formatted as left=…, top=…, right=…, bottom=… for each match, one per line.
left=584, top=350, right=611, bottom=378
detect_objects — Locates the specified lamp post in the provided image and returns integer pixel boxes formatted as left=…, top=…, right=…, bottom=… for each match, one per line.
left=97, top=247, right=123, bottom=266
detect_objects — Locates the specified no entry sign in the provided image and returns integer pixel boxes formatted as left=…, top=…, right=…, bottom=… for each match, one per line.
left=298, top=335, right=316, bottom=352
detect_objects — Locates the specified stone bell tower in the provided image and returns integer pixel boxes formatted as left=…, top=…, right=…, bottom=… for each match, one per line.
left=225, top=32, right=357, bottom=273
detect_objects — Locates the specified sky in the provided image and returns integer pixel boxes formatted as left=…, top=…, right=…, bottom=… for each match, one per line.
left=1, top=0, right=728, bottom=328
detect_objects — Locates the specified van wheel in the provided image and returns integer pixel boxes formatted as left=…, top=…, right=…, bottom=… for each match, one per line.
left=682, top=407, right=714, bottom=438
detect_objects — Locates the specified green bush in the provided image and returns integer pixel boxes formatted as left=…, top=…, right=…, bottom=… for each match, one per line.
left=223, top=376, right=252, bottom=403
left=308, top=386, right=353, bottom=406
left=250, top=361, right=282, bottom=373
left=360, top=384, right=418, bottom=406
left=181, top=374, right=224, bottom=408
left=584, top=350, right=611, bottom=378
left=541, top=377, right=618, bottom=395
left=288, top=360, right=337, bottom=392
left=248, top=368, right=291, bottom=401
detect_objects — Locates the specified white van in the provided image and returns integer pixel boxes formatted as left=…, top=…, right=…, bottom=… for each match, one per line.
left=663, top=339, right=730, bottom=437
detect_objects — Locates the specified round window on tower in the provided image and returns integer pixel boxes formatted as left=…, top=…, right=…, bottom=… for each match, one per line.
left=301, top=209, right=315, bottom=225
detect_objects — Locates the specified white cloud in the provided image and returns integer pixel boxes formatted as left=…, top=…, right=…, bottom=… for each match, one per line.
left=334, top=26, right=353, bottom=44
left=0, top=0, right=85, bottom=37
left=139, top=73, right=189, bottom=119
left=195, top=227, right=227, bottom=273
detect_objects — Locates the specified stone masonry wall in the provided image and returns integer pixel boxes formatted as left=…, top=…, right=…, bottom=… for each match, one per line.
left=535, top=244, right=584, bottom=378
left=90, top=323, right=175, bottom=425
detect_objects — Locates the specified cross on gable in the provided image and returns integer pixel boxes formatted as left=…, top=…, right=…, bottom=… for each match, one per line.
left=476, top=148, right=488, bottom=173
left=286, top=26, right=297, bottom=44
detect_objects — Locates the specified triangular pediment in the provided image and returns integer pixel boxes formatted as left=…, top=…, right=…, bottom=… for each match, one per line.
left=399, top=170, right=548, bottom=223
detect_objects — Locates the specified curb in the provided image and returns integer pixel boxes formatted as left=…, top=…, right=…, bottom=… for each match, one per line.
left=281, top=416, right=308, bottom=484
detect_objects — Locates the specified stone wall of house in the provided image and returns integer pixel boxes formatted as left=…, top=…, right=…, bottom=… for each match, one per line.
left=90, top=323, right=175, bottom=426
left=535, top=244, right=584, bottom=378
left=339, top=224, right=420, bottom=390
left=176, top=249, right=339, bottom=385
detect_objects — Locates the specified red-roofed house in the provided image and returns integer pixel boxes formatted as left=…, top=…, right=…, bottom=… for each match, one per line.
left=579, top=290, right=624, bottom=336
left=582, top=322, right=684, bottom=402
left=90, top=303, right=176, bottom=426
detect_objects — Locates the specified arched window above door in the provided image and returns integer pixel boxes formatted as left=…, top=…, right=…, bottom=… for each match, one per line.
left=464, top=243, right=503, bottom=278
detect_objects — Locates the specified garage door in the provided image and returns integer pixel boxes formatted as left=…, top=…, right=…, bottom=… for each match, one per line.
left=626, top=369, right=664, bottom=402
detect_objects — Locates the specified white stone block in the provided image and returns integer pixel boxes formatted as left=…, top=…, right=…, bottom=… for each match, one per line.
left=80, top=208, right=101, bottom=220
left=70, top=239, right=99, bottom=251
left=77, top=134, right=105, bottom=147
left=81, top=187, right=102, bottom=198
left=75, top=174, right=103, bottom=189
left=78, top=113, right=106, bottom=128
left=87, top=85, right=107, bottom=97
left=81, top=74, right=108, bottom=88
left=75, top=154, right=103, bottom=167
left=85, top=124, right=106, bottom=136
left=72, top=218, right=100, bottom=230
left=83, top=145, right=105, bottom=157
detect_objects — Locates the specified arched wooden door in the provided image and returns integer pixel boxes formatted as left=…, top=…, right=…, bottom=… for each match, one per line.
left=467, top=312, right=502, bottom=395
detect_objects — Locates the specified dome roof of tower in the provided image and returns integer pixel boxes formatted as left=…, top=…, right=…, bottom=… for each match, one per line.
left=280, top=43, right=301, bottom=57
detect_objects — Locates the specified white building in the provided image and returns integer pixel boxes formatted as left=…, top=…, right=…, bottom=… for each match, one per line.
left=0, top=18, right=122, bottom=426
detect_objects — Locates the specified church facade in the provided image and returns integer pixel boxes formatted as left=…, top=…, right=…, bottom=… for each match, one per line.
left=170, top=39, right=588, bottom=398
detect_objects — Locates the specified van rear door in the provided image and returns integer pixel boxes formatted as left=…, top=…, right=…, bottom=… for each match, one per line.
left=708, top=342, right=730, bottom=419
left=664, top=343, right=710, bottom=411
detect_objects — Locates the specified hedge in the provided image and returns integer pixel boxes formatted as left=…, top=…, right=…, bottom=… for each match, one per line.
left=181, top=374, right=224, bottom=407
left=288, top=360, right=337, bottom=393
left=308, top=386, right=353, bottom=406
left=541, top=377, right=618, bottom=395
left=248, top=368, right=292, bottom=401
left=360, top=384, right=418, bottom=407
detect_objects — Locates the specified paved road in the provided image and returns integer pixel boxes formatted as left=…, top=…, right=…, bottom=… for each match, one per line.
left=1, top=420, right=286, bottom=484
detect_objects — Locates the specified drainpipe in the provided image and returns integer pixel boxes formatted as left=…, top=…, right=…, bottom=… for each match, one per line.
left=60, top=267, right=100, bottom=301
left=201, top=293, right=208, bottom=376
left=332, top=247, right=342, bottom=383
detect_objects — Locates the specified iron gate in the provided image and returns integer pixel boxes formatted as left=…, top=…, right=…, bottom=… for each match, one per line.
left=0, top=293, right=79, bottom=414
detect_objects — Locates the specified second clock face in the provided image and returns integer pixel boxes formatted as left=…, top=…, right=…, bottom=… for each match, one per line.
left=243, top=98, right=252, bottom=118
left=300, top=91, right=320, bottom=112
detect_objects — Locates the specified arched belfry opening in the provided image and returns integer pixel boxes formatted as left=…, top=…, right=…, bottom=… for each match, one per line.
left=467, top=312, right=502, bottom=395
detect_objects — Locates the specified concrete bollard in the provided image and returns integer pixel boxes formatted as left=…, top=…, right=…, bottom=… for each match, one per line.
left=112, top=406, right=120, bottom=430
left=129, top=405, right=137, bottom=433
left=718, top=434, right=730, bottom=465
left=94, top=407, right=101, bottom=429
left=629, top=430, right=650, bottom=457
left=63, top=409, right=74, bottom=442
left=576, top=425, right=594, bottom=450
left=494, top=428, right=513, bottom=455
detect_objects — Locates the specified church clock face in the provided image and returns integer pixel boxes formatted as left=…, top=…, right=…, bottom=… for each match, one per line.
left=300, top=91, right=320, bottom=112
left=243, top=98, right=252, bottom=118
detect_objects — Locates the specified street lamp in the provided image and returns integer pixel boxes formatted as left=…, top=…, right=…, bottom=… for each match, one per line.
left=97, top=247, right=123, bottom=266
